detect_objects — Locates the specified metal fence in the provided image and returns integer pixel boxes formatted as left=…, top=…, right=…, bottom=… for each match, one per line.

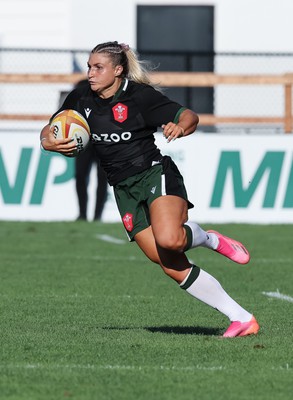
left=1, top=48, right=293, bottom=133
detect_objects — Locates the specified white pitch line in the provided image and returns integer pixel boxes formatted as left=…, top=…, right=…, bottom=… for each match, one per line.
left=254, top=258, right=291, bottom=264
left=0, top=363, right=291, bottom=372
left=96, top=234, right=126, bottom=244
left=262, top=290, right=293, bottom=303
left=0, top=363, right=224, bottom=372
left=272, top=364, right=291, bottom=371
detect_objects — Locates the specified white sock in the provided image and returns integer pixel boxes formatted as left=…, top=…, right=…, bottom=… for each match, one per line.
left=184, top=221, right=219, bottom=250
left=181, top=267, right=252, bottom=322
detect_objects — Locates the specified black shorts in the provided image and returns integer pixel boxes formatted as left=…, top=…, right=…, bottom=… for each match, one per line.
left=113, top=156, right=194, bottom=241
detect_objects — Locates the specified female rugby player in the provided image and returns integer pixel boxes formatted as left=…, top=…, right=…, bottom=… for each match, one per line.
left=40, top=41, right=259, bottom=337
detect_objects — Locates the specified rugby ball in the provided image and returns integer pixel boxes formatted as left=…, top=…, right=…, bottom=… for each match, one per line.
left=50, top=109, right=90, bottom=157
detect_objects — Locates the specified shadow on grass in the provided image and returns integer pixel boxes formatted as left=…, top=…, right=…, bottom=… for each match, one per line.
left=102, top=326, right=222, bottom=336
left=146, top=326, right=222, bottom=336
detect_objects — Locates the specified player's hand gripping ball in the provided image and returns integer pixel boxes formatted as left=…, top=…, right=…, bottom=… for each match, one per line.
left=50, top=109, right=90, bottom=157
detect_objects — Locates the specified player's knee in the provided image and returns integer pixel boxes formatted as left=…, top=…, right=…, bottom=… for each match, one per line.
left=156, top=230, right=185, bottom=252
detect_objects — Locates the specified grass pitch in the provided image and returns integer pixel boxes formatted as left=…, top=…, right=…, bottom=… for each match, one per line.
left=0, top=221, right=292, bottom=400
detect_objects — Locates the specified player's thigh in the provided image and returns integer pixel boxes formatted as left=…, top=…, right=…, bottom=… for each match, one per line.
left=149, top=195, right=188, bottom=249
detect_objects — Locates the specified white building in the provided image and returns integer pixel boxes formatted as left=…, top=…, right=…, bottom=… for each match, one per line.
left=0, top=0, right=293, bottom=52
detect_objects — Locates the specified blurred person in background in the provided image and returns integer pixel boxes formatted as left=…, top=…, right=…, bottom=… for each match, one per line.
left=40, top=41, right=259, bottom=338
left=75, top=141, right=108, bottom=221
left=60, top=79, right=108, bottom=221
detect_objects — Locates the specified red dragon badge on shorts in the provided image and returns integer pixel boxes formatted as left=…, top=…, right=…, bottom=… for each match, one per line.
left=112, top=103, right=128, bottom=123
left=122, top=213, right=133, bottom=232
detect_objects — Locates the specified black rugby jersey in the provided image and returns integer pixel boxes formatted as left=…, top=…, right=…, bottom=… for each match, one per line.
left=52, top=79, right=186, bottom=185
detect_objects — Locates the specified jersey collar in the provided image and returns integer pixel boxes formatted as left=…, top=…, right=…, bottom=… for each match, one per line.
left=112, top=78, right=129, bottom=102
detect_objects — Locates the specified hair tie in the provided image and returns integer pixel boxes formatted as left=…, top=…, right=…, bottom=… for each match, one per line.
left=119, top=43, right=130, bottom=52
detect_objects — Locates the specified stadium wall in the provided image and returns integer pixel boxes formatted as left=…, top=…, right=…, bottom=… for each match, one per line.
left=1, top=132, right=293, bottom=224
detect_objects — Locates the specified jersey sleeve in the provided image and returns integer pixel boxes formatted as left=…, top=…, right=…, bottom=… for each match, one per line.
left=49, top=89, right=81, bottom=123
left=134, top=85, right=186, bottom=127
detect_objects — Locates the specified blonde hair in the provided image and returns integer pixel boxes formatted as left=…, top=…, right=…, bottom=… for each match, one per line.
left=91, top=41, right=153, bottom=85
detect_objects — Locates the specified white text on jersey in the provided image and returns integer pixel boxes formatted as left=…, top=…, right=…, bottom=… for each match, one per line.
left=91, top=132, right=132, bottom=143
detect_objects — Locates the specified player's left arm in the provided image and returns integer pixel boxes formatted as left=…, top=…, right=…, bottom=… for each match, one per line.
left=136, top=86, right=199, bottom=142
left=162, top=108, right=199, bottom=142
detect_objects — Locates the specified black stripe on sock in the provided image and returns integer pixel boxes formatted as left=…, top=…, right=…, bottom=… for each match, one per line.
left=180, top=265, right=200, bottom=290
left=183, top=224, right=192, bottom=252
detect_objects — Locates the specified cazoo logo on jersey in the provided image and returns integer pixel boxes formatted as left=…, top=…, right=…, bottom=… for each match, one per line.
left=91, top=131, right=132, bottom=143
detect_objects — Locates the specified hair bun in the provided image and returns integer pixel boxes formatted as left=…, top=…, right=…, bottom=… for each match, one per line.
left=119, top=43, right=130, bottom=52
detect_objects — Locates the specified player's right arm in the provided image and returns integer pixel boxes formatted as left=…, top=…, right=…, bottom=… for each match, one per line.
left=40, top=124, right=77, bottom=155
left=40, top=88, right=81, bottom=155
